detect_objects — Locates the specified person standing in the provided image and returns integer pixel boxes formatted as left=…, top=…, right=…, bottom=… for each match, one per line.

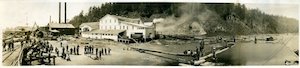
left=60, top=42, right=63, bottom=47
left=91, top=45, right=94, bottom=54
left=84, top=46, right=87, bottom=54
left=212, top=47, right=217, bottom=63
left=254, top=36, right=257, bottom=44
left=11, top=40, right=14, bottom=51
left=108, top=48, right=111, bottom=55
left=3, top=41, right=6, bottom=51
left=62, top=47, right=65, bottom=58
left=70, top=48, right=73, bottom=54
left=88, top=45, right=91, bottom=54
left=21, top=41, right=24, bottom=48
left=99, top=51, right=102, bottom=60
left=101, top=48, right=104, bottom=55
left=50, top=45, right=53, bottom=52
left=66, top=45, right=69, bottom=52
left=55, top=47, right=59, bottom=57
left=77, top=45, right=79, bottom=55
left=104, top=48, right=107, bottom=55
left=96, top=48, right=98, bottom=59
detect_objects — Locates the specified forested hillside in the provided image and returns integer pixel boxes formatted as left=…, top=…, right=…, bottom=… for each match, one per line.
left=69, top=3, right=298, bottom=36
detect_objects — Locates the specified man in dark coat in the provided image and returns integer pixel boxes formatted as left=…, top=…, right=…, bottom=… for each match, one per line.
left=101, top=48, right=104, bottom=55
left=84, top=46, right=86, bottom=54
left=108, top=48, right=111, bottom=55
left=55, top=47, right=59, bottom=57
left=60, top=42, right=63, bottom=47
left=66, top=45, right=69, bottom=52
left=70, top=48, right=73, bottom=54
left=104, top=48, right=107, bottom=55
left=73, top=46, right=75, bottom=54
left=99, top=51, right=102, bottom=60
left=62, top=47, right=65, bottom=58
left=96, top=48, right=98, bottom=58
left=77, top=45, right=79, bottom=55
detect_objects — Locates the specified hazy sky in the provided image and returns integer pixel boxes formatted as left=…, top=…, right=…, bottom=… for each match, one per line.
left=0, top=0, right=299, bottom=29
left=0, top=0, right=103, bottom=28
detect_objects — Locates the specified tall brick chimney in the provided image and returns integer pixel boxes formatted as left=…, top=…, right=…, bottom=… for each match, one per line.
left=64, top=2, right=67, bottom=24
left=59, top=2, right=61, bottom=23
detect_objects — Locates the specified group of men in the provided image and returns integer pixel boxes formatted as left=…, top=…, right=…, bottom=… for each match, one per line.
left=55, top=42, right=80, bottom=61
left=69, top=45, right=80, bottom=55
left=84, top=45, right=111, bottom=60
left=25, top=39, right=56, bottom=65
left=3, top=38, right=15, bottom=51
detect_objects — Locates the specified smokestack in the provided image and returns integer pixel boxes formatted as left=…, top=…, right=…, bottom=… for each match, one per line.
left=59, top=2, right=61, bottom=23
left=64, top=2, right=67, bottom=24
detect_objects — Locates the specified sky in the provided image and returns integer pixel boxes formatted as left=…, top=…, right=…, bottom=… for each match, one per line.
left=0, top=0, right=299, bottom=29
left=0, top=0, right=104, bottom=29
left=241, top=0, right=299, bottom=21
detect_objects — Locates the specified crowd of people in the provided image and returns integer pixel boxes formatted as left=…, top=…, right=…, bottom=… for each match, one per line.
left=84, top=45, right=111, bottom=60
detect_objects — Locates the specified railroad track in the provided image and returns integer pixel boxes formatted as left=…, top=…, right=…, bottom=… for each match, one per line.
left=2, top=45, right=21, bottom=56
left=2, top=43, right=26, bottom=66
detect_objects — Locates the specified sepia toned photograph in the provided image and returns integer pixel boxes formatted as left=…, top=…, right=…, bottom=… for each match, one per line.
left=0, top=0, right=299, bottom=66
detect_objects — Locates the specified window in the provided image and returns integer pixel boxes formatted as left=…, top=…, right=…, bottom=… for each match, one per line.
left=132, top=26, right=134, bottom=29
left=138, top=28, right=144, bottom=29
left=110, top=20, right=111, bottom=23
left=114, top=26, right=116, bottom=29
left=123, top=26, right=125, bottom=29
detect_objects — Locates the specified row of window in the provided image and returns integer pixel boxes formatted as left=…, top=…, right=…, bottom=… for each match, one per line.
left=100, top=19, right=118, bottom=23
left=91, top=33, right=114, bottom=36
left=99, top=25, right=147, bottom=30
left=100, top=19, right=143, bottom=24
left=100, top=25, right=134, bottom=30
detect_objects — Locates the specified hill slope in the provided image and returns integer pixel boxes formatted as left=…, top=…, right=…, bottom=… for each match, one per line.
left=69, top=3, right=298, bottom=36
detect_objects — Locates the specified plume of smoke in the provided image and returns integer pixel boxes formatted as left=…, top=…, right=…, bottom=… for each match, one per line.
left=156, top=3, right=222, bottom=36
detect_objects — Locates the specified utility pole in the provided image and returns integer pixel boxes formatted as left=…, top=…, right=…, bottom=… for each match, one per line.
left=49, top=16, right=51, bottom=23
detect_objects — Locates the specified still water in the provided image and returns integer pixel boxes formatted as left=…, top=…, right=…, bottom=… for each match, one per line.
left=216, top=34, right=298, bottom=65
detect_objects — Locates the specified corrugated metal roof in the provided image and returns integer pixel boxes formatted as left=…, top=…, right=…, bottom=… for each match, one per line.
left=107, top=14, right=141, bottom=23
left=49, top=23, right=75, bottom=28
left=100, top=14, right=154, bottom=28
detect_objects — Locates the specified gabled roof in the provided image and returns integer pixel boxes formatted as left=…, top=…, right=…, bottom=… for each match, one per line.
left=121, top=21, right=149, bottom=28
left=48, top=23, right=75, bottom=28
left=80, top=22, right=99, bottom=29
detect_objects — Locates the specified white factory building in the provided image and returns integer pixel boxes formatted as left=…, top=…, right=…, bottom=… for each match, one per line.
left=80, top=14, right=156, bottom=42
